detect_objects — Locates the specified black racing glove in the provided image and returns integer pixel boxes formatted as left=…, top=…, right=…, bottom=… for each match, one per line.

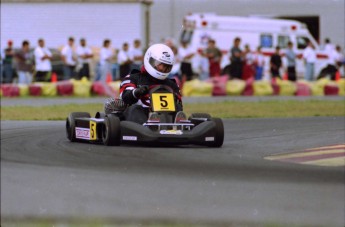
left=134, top=85, right=149, bottom=98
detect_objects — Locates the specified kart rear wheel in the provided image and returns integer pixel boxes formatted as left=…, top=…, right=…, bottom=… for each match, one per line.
left=209, top=118, right=224, bottom=147
left=66, top=112, right=91, bottom=142
left=102, top=114, right=121, bottom=146
left=95, top=112, right=106, bottom=119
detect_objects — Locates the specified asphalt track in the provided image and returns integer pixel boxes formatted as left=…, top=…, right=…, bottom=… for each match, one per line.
left=1, top=117, right=344, bottom=226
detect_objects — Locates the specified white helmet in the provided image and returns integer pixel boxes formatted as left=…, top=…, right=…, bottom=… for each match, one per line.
left=144, top=43, right=174, bottom=80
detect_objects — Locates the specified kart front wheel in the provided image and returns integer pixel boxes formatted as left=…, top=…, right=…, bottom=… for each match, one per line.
left=102, top=114, right=121, bottom=146
left=66, top=112, right=91, bottom=142
left=209, top=118, right=224, bottom=147
left=189, top=113, right=211, bottom=126
left=189, top=113, right=211, bottom=120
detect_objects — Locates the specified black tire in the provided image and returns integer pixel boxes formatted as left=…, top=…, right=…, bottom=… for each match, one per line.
left=209, top=118, right=224, bottom=147
left=66, top=112, right=91, bottom=142
left=189, top=113, right=212, bottom=120
left=188, top=113, right=212, bottom=126
left=102, top=114, right=121, bottom=146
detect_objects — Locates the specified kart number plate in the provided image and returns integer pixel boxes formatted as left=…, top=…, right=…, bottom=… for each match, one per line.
left=75, top=127, right=90, bottom=140
left=151, top=93, right=175, bottom=112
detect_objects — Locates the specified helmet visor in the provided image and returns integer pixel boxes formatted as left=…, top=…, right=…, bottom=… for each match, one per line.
left=149, top=57, right=173, bottom=73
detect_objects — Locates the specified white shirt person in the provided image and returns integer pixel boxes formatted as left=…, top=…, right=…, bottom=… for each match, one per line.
left=34, top=38, right=52, bottom=82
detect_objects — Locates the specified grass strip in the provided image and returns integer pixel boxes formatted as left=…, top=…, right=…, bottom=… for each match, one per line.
left=1, top=100, right=344, bottom=120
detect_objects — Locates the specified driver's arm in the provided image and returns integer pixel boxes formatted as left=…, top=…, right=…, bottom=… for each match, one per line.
left=119, top=75, right=138, bottom=105
left=120, top=75, right=149, bottom=105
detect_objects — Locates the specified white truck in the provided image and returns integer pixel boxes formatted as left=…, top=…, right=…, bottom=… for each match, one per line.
left=180, top=13, right=329, bottom=79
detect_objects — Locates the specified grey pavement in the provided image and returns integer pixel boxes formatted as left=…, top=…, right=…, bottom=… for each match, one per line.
left=1, top=118, right=344, bottom=226
left=1, top=95, right=344, bottom=107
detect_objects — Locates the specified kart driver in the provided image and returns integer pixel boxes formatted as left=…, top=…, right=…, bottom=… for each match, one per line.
left=118, top=43, right=185, bottom=124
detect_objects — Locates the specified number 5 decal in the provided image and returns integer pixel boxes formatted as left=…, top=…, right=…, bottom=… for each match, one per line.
left=90, top=121, right=97, bottom=140
left=160, top=95, right=168, bottom=108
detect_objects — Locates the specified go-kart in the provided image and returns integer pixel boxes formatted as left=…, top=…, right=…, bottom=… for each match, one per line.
left=66, top=85, right=224, bottom=147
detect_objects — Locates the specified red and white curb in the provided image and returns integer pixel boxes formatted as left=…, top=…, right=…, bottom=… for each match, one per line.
left=265, top=144, right=345, bottom=167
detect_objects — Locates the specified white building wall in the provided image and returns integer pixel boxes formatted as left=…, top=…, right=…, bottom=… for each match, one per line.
left=1, top=2, right=144, bottom=49
left=1, top=0, right=344, bottom=51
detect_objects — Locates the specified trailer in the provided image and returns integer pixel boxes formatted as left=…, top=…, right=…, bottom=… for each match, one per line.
left=180, top=13, right=329, bottom=79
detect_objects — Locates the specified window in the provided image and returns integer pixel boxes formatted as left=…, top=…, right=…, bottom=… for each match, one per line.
left=260, top=34, right=273, bottom=48
left=297, top=36, right=309, bottom=49
left=278, top=35, right=290, bottom=48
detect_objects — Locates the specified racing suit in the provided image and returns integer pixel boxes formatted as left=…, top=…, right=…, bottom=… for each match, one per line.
left=119, top=67, right=183, bottom=124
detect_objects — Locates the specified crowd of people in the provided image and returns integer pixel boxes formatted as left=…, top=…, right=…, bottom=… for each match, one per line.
left=189, top=36, right=344, bottom=82
left=1, top=36, right=344, bottom=85
left=0, top=37, right=144, bottom=85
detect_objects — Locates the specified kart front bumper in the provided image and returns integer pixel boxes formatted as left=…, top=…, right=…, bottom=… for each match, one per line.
left=120, top=121, right=219, bottom=146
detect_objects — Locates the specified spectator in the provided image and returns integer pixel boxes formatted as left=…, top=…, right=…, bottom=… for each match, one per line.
left=285, top=41, right=297, bottom=81
left=320, top=45, right=344, bottom=80
left=323, top=38, right=335, bottom=53
left=2, top=40, right=15, bottom=83
left=253, top=46, right=265, bottom=80
left=242, top=44, right=255, bottom=80
left=61, top=37, right=77, bottom=80
left=76, top=38, right=93, bottom=79
left=200, top=58, right=210, bottom=80
left=118, top=42, right=132, bottom=78
left=229, top=37, right=243, bottom=79
left=168, top=45, right=181, bottom=80
left=302, top=40, right=316, bottom=81
left=206, top=39, right=222, bottom=77
left=15, top=40, right=34, bottom=84
left=112, top=48, right=120, bottom=81
left=178, top=40, right=194, bottom=81
left=335, top=45, right=344, bottom=68
left=164, top=37, right=176, bottom=49
left=99, top=39, right=114, bottom=81
left=196, top=48, right=210, bottom=81
left=270, top=46, right=282, bottom=79
left=0, top=53, right=2, bottom=82
left=130, top=39, right=144, bottom=72
left=34, top=38, right=52, bottom=82
left=336, top=45, right=345, bottom=78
